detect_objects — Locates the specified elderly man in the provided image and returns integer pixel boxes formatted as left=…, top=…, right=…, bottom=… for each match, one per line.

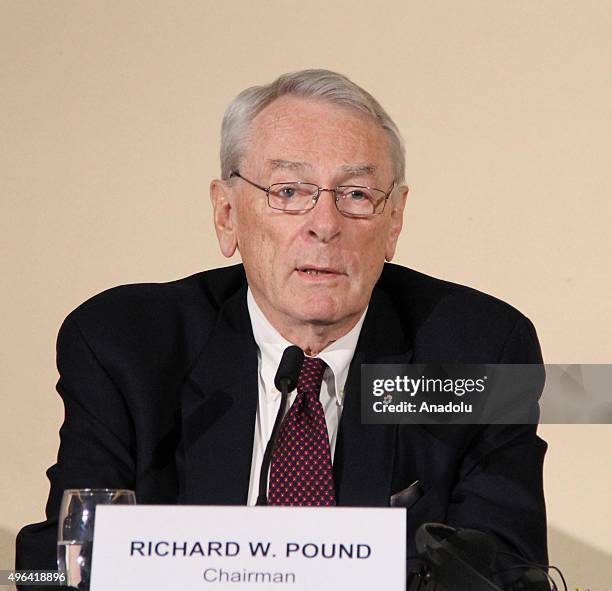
left=17, top=70, right=547, bottom=578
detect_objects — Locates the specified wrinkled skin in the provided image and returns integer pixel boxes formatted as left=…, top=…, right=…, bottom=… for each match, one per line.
left=211, top=95, right=408, bottom=354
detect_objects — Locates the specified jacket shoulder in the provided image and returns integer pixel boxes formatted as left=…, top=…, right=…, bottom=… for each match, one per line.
left=67, top=265, right=246, bottom=322
left=378, top=264, right=541, bottom=362
left=61, top=264, right=247, bottom=365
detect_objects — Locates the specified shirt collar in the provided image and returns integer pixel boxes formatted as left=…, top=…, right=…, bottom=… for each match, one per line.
left=247, top=288, right=366, bottom=406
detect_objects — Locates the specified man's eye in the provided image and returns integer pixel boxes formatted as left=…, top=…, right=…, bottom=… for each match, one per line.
left=278, top=186, right=296, bottom=198
left=347, top=189, right=368, bottom=201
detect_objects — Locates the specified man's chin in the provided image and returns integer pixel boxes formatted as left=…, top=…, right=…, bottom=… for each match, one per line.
left=291, top=298, right=362, bottom=329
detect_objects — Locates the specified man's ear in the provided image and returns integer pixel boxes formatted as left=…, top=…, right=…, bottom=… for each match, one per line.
left=385, top=185, right=409, bottom=262
left=210, top=179, right=238, bottom=258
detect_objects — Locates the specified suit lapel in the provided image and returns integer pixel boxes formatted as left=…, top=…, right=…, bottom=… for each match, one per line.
left=334, top=286, right=414, bottom=506
left=178, top=285, right=258, bottom=505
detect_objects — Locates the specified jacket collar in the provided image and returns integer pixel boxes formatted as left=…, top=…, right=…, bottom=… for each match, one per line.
left=333, top=285, right=414, bottom=505
left=178, top=284, right=258, bottom=504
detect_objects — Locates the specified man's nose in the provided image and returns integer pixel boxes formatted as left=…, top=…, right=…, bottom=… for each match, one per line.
left=307, top=189, right=342, bottom=243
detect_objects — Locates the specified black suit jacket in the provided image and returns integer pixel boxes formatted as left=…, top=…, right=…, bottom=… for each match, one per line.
left=16, top=263, right=547, bottom=575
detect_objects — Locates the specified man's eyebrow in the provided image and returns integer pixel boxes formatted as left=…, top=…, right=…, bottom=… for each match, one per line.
left=267, top=159, right=311, bottom=171
left=266, top=160, right=378, bottom=178
left=339, top=164, right=377, bottom=176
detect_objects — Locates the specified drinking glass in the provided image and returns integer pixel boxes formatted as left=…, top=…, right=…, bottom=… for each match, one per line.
left=57, top=489, right=136, bottom=589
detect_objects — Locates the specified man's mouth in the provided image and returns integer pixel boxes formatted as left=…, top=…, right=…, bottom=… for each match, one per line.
left=296, top=266, right=345, bottom=277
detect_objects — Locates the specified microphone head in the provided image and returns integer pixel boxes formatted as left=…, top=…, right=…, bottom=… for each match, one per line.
left=274, top=346, right=304, bottom=392
left=415, top=523, right=501, bottom=590
left=445, top=528, right=498, bottom=576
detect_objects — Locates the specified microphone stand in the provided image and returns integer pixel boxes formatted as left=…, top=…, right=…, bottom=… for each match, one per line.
left=256, top=379, right=290, bottom=505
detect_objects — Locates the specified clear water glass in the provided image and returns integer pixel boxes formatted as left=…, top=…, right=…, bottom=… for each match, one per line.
left=57, top=489, right=136, bottom=589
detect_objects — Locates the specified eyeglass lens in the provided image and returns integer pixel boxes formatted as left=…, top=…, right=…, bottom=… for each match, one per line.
left=268, top=183, right=386, bottom=215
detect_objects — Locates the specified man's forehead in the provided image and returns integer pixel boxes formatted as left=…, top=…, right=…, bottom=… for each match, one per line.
left=255, top=94, right=354, bottom=122
left=245, top=96, right=393, bottom=179
left=249, top=95, right=382, bottom=141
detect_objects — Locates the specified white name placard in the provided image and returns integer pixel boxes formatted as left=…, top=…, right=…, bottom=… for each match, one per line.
left=90, top=505, right=406, bottom=591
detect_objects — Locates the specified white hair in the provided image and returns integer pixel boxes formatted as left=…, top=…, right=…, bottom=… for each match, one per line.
left=220, top=69, right=406, bottom=183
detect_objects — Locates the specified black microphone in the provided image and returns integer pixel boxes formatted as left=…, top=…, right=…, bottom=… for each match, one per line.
left=256, top=346, right=304, bottom=505
left=411, top=523, right=557, bottom=591
left=274, top=345, right=304, bottom=393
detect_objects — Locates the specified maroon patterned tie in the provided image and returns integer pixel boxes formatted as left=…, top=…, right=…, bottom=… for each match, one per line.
left=268, top=356, right=336, bottom=506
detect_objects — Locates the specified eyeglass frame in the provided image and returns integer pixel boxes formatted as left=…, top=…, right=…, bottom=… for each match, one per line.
left=229, top=170, right=396, bottom=217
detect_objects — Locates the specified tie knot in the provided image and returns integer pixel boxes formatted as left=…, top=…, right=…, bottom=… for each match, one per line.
left=297, top=356, right=327, bottom=398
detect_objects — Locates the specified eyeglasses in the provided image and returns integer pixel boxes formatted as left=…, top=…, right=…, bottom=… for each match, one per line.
left=230, top=171, right=395, bottom=217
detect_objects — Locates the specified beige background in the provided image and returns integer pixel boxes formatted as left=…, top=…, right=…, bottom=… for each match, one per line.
left=1, top=1, right=611, bottom=588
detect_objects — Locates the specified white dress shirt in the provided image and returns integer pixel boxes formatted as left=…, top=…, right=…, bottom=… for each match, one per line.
left=246, top=289, right=366, bottom=506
